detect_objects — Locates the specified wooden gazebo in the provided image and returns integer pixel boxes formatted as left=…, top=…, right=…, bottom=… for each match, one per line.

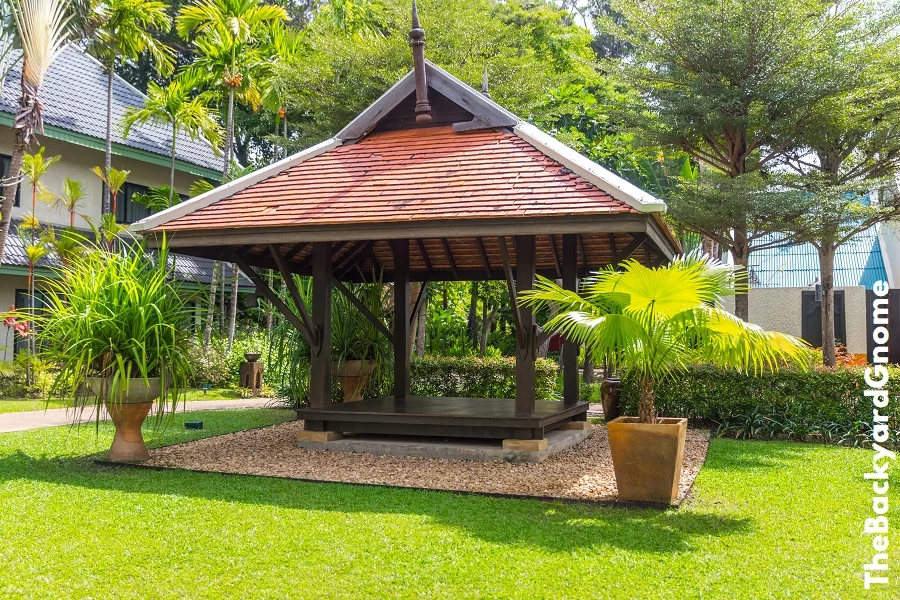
left=134, top=5, right=680, bottom=448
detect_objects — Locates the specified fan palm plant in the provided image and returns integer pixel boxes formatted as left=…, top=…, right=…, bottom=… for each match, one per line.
left=519, top=252, right=809, bottom=423
left=0, top=0, right=69, bottom=263
left=123, top=77, right=223, bottom=205
left=84, top=0, right=173, bottom=215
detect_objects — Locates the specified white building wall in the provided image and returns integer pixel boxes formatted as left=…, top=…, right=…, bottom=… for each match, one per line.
left=0, top=128, right=199, bottom=228
left=722, top=286, right=868, bottom=356
left=0, top=127, right=206, bottom=363
left=879, top=221, right=900, bottom=289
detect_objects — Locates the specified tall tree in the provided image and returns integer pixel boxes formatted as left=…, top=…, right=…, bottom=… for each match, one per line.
left=123, top=76, right=223, bottom=205
left=605, top=0, right=871, bottom=320
left=772, top=16, right=900, bottom=366
left=177, top=0, right=287, bottom=180
left=85, top=0, right=174, bottom=215
left=0, top=0, right=71, bottom=262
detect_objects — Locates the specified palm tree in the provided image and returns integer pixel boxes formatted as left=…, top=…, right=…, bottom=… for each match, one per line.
left=86, top=0, right=173, bottom=215
left=260, top=24, right=303, bottom=162
left=0, top=0, right=71, bottom=262
left=123, top=77, right=223, bottom=205
left=519, top=253, right=809, bottom=423
left=91, top=166, right=128, bottom=247
left=177, top=0, right=287, bottom=180
left=41, top=176, right=84, bottom=227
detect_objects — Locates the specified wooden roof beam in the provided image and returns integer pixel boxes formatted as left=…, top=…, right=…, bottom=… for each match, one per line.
left=441, top=238, right=459, bottom=279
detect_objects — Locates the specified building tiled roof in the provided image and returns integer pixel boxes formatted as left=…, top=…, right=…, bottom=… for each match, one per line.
left=3, top=221, right=249, bottom=288
left=749, top=227, right=887, bottom=288
left=0, top=45, right=222, bottom=174
left=154, top=126, right=636, bottom=232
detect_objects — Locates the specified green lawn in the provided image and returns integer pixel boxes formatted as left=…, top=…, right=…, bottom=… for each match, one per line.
left=0, top=399, right=70, bottom=414
left=0, top=388, right=266, bottom=414
left=0, top=409, right=894, bottom=599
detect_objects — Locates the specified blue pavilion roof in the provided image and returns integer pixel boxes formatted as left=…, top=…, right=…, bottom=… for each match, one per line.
left=748, top=226, right=887, bottom=288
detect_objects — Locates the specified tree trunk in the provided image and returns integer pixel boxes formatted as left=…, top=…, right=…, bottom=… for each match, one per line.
left=479, top=305, right=498, bottom=354
left=0, top=131, right=27, bottom=262
left=103, top=65, right=114, bottom=214
left=219, top=266, right=226, bottom=333
left=408, top=281, right=421, bottom=357
left=638, top=379, right=656, bottom=424
left=223, top=86, right=235, bottom=181
left=169, top=123, right=177, bottom=206
left=227, top=263, right=239, bottom=352
left=818, top=244, right=837, bottom=367
left=732, top=224, right=750, bottom=321
left=701, top=234, right=718, bottom=258
left=583, top=350, right=595, bottom=384
left=468, top=282, right=478, bottom=349
left=273, top=114, right=279, bottom=163
left=203, top=261, right=219, bottom=348
left=415, top=292, right=427, bottom=357
left=442, top=284, right=448, bottom=310
left=265, top=269, right=274, bottom=339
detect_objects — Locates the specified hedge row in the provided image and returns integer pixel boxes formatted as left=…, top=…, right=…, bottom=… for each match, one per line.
left=619, top=365, right=900, bottom=447
left=411, top=355, right=558, bottom=401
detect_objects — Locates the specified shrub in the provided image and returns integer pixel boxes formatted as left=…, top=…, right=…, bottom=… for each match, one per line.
left=411, top=355, right=558, bottom=401
left=186, top=333, right=270, bottom=388
left=618, top=365, right=900, bottom=447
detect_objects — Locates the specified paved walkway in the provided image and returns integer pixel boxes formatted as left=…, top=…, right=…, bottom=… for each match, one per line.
left=0, top=398, right=279, bottom=434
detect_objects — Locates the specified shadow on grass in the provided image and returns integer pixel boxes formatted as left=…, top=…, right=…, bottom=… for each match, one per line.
left=0, top=449, right=752, bottom=555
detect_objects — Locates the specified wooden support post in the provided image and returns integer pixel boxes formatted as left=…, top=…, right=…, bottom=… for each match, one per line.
left=562, top=234, right=579, bottom=406
left=309, top=242, right=332, bottom=408
left=515, top=235, right=536, bottom=416
left=391, top=239, right=411, bottom=399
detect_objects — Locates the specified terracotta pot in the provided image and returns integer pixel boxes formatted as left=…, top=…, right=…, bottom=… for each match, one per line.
left=600, top=377, right=621, bottom=421
left=87, top=377, right=163, bottom=463
left=606, top=416, right=687, bottom=504
left=333, top=360, right=375, bottom=403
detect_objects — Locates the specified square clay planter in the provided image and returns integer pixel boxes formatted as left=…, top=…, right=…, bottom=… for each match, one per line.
left=606, top=416, right=687, bottom=504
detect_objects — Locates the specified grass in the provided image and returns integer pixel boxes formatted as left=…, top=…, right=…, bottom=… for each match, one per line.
left=0, top=409, right=894, bottom=599
left=0, top=388, right=265, bottom=414
left=0, top=399, right=70, bottom=414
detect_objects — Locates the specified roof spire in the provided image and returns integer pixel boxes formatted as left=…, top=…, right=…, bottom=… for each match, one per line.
left=409, top=0, right=432, bottom=124
left=481, top=64, right=490, bottom=98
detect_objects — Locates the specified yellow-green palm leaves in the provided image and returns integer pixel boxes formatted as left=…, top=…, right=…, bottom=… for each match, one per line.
left=519, top=252, right=809, bottom=423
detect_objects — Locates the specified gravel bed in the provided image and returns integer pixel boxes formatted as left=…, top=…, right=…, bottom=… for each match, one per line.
left=146, top=422, right=709, bottom=503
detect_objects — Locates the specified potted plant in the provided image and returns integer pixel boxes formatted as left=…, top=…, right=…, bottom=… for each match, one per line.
left=331, top=283, right=390, bottom=402
left=36, top=241, right=190, bottom=462
left=521, top=252, right=808, bottom=504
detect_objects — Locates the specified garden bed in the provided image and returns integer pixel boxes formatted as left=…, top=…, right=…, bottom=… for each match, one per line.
left=145, top=421, right=710, bottom=504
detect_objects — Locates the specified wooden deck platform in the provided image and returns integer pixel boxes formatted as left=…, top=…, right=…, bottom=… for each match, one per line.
left=297, top=397, right=589, bottom=440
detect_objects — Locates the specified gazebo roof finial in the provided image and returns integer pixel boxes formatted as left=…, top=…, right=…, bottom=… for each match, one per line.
left=481, top=64, right=490, bottom=98
left=409, top=0, right=432, bottom=124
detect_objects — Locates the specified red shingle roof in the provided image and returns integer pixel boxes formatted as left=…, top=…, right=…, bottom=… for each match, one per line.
left=154, top=126, right=636, bottom=232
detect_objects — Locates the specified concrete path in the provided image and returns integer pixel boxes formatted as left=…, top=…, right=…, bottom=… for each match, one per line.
left=0, top=398, right=280, bottom=434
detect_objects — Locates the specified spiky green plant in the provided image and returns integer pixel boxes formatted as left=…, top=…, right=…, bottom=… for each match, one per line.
left=519, top=252, right=810, bottom=423
left=35, top=240, right=191, bottom=420
left=269, top=274, right=392, bottom=407
left=40, top=176, right=85, bottom=227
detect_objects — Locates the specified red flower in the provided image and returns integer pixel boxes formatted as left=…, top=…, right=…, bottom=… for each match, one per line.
left=14, top=321, right=30, bottom=337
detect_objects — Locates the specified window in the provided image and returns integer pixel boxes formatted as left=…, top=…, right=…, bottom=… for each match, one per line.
left=13, top=289, right=48, bottom=356
left=115, top=182, right=151, bottom=225
left=0, top=154, right=22, bottom=208
left=115, top=183, right=188, bottom=225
